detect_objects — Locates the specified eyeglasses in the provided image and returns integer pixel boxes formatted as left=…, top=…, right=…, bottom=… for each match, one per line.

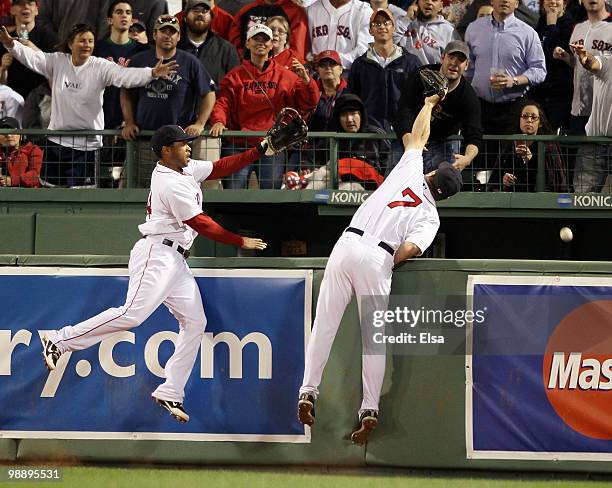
left=156, top=16, right=179, bottom=25
left=520, top=113, right=540, bottom=121
left=269, top=28, right=287, bottom=35
left=371, top=20, right=393, bottom=28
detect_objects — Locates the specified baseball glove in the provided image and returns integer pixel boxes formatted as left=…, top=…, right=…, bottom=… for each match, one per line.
left=266, top=107, right=308, bottom=153
left=419, top=68, right=449, bottom=99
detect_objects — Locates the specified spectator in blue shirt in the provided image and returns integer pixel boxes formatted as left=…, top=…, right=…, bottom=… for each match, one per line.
left=120, top=15, right=216, bottom=187
left=464, top=0, right=546, bottom=175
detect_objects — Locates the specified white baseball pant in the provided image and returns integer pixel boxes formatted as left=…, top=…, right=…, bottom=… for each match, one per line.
left=47, top=238, right=206, bottom=403
left=300, top=232, right=392, bottom=414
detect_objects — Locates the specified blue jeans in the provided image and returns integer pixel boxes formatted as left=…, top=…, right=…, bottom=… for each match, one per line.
left=222, top=145, right=286, bottom=189
left=42, top=140, right=98, bottom=187
left=573, top=144, right=612, bottom=193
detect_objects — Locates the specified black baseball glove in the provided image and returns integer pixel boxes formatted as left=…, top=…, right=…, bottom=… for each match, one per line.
left=419, top=68, right=449, bottom=99
left=266, top=107, right=308, bottom=153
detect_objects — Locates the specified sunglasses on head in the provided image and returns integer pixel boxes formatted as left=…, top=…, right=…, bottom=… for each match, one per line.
left=156, top=16, right=179, bottom=24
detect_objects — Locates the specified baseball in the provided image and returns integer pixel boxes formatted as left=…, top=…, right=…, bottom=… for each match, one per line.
left=560, top=227, right=573, bottom=243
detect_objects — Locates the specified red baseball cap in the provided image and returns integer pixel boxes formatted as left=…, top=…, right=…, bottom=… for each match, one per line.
left=315, top=50, right=341, bottom=66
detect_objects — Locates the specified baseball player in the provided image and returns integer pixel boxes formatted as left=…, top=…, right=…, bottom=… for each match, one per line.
left=42, top=125, right=273, bottom=423
left=297, top=88, right=463, bottom=444
left=307, top=0, right=374, bottom=69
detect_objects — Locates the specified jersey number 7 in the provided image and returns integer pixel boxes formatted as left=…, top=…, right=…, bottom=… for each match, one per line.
left=387, top=186, right=422, bottom=208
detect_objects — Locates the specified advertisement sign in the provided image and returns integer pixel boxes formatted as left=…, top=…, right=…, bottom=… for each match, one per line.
left=0, top=268, right=312, bottom=443
left=466, top=275, right=612, bottom=460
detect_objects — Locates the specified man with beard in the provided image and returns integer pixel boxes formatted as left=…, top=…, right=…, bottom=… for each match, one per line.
left=394, top=0, right=460, bottom=66
left=179, top=0, right=240, bottom=87
left=395, top=41, right=482, bottom=174
left=121, top=15, right=216, bottom=187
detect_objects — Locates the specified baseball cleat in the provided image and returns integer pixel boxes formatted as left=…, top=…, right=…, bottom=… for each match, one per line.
left=297, top=393, right=315, bottom=426
left=154, top=397, right=190, bottom=423
left=350, top=410, right=378, bottom=445
left=41, top=335, right=61, bottom=372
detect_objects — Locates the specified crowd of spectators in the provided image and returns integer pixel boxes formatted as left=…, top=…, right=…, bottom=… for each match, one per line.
left=0, top=0, right=608, bottom=192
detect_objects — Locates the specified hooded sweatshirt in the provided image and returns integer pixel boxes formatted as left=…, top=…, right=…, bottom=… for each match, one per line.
left=210, top=58, right=319, bottom=144
left=394, top=14, right=460, bottom=66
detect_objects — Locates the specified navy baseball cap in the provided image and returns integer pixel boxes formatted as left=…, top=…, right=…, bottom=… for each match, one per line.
left=0, top=117, right=20, bottom=129
left=151, top=125, right=198, bottom=156
left=430, top=162, right=463, bottom=199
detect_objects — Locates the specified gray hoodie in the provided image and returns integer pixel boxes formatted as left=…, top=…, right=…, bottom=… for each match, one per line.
left=393, top=15, right=460, bottom=66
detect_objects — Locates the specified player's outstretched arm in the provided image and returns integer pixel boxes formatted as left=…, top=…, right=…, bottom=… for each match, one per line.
left=184, top=213, right=266, bottom=250
left=402, top=95, right=439, bottom=152
left=206, top=140, right=271, bottom=180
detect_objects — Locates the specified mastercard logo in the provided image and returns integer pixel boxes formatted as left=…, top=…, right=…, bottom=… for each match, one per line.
left=543, top=300, right=612, bottom=440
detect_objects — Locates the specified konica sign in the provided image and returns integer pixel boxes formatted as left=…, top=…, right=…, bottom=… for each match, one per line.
left=466, top=275, right=612, bottom=461
left=0, top=268, right=312, bottom=442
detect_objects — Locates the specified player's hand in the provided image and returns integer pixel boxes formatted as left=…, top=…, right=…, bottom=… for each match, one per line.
left=452, top=153, right=471, bottom=171
left=152, top=58, right=179, bottom=79
left=0, top=26, right=15, bottom=49
left=122, top=122, right=140, bottom=140
left=210, top=122, right=226, bottom=137
left=185, top=123, right=204, bottom=137
left=502, top=173, right=517, bottom=187
left=424, top=93, right=443, bottom=105
left=291, top=58, right=310, bottom=83
left=241, top=237, right=267, bottom=250
left=1, top=53, right=12, bottom=70
left=0, top=175, right=11, bottom=186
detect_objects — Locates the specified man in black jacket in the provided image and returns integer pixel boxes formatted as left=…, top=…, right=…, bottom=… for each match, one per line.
left=394, top=40, right=482, bottom=174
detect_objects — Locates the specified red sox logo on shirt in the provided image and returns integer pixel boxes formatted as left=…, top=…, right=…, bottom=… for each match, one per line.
left=311, top=24, right=352, bottom=40
left=103, top=56, right=132, bottom=67
left=406, top=29, right=438, bottom=49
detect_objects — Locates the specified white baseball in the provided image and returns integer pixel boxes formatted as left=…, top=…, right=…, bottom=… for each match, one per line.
left=560, top=227, right=573, bottom=242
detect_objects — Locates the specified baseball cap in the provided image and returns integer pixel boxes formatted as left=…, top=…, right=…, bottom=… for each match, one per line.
left=0, top=117, right=20, bottom=129
left=333, top=94, right=364, bottom=118
left=154, top=15, right=180, bottom=32
left=443, top=40, right=470, bottom=59
left=370, top=7, right=395, bottom=26
left=246, top=23, right=273, bottom=40
left=430, top=162, right=463, bottom=199
left=315, top=50, right=341, bottom=66
left=184, top=0, right=212, bottom=11
left=151, top=126, right=198, bottom=156
left=129, top=20, right=146, bottom=33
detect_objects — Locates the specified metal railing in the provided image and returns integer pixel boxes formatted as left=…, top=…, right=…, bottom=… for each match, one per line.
left=0, top=129, right=610, bottom=192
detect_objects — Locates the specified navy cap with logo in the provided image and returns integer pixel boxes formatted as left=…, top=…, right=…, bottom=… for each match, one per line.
left=151, top=125, right=198, bottom=156
left=430, top=162, right=463, bottom=199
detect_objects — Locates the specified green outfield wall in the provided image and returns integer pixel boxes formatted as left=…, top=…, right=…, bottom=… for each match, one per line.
left=2, top=257, right=612, bottom=472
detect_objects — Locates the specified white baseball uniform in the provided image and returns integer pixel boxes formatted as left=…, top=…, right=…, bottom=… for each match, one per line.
left=307, top=0, right=374, bottom=69
left=300, top=148, right=439, bottom=414
left=46, top=158, right=215, bottom=403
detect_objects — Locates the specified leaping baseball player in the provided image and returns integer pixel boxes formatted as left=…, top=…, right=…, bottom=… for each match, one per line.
left=41, top=125, right=283, bottom=423
left=297, top=70, right=463, bottom=444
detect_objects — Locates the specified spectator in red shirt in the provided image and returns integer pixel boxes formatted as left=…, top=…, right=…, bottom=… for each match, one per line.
left=210, top=24, right=319, bottom=188
left=0, top=116, right=43, bottom=188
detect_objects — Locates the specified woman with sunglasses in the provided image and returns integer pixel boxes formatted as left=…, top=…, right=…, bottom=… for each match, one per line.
left=0, top=23, right=177, bottom=187
left=489, top=100, right=568, bottom=192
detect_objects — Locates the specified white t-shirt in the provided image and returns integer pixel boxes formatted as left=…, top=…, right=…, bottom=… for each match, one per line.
left=570, top=19, right=612, bottom=117
left=586, top=54, right=612, bottom=136
left=138, top=159, right=214, bottom=249
left=350, top=148, right=440, bottom=255
left=307, top=0, right=374, bottom=68
left=9, top=41, right=153, bottom=150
